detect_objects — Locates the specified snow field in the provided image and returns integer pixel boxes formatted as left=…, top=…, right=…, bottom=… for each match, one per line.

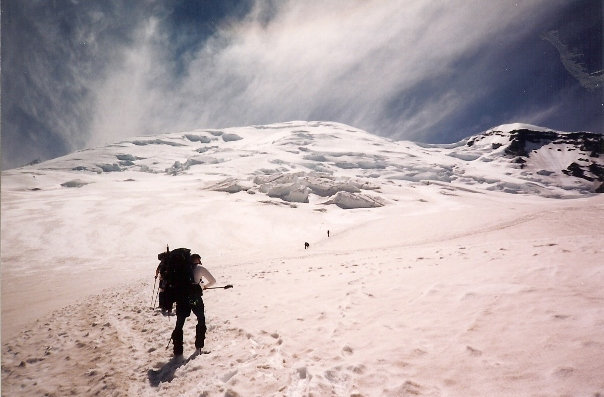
left=2, top=121, right=603, bottom=396
left=2, top=193, right=603, bottom=396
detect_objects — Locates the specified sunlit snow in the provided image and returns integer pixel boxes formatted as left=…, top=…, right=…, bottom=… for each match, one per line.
left=2, top=121, right=603, bottom=396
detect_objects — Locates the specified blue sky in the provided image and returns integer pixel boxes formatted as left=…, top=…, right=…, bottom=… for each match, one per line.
left=1, top=0, right=602, bottom=170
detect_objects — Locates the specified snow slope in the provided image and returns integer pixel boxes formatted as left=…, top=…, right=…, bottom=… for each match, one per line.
left=1, top=121, right=603, bottom=396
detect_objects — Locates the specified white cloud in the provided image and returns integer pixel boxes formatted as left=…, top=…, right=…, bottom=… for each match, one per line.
left=82, top=0, right=564, bottom=148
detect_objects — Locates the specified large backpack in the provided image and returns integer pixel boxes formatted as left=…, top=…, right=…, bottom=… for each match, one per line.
left=162, top=247, right=195, bottom=305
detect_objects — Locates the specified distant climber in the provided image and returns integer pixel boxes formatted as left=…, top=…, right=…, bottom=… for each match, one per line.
left=304, top=242, right=309, bottom=249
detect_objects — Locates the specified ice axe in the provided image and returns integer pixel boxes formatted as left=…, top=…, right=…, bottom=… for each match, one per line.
left=204, top=284, right=233, bottom=290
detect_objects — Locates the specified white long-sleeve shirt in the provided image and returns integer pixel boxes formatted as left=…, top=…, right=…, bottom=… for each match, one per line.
left=192, top=264, right=216, bottom=289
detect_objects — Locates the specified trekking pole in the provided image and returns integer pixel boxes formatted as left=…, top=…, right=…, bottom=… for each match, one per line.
left=150, top=277, right=157, bottom=308
left=204, top=284, right=234, bottom=290
left=153, top=288, right=160, bottom=309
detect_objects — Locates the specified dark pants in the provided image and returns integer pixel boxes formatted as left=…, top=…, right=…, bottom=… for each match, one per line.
left=171, top=294, right=206, bottom=355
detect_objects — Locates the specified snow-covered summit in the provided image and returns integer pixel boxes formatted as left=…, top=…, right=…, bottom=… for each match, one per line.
left=462, top=127, right=603, bottom=191
left=3, top=121, right=603, bottom=206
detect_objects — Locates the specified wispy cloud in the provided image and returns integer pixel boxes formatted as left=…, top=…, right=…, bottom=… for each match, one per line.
left=542, top=30, right=604, bottom=91
left=4, top=0, right=593, bottom=169
left=86, top=1, right=557, bottom=142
